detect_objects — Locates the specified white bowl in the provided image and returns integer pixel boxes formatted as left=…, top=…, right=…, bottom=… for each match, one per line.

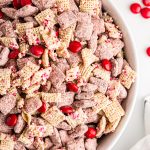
left=97, top=1, right=139, bottom=150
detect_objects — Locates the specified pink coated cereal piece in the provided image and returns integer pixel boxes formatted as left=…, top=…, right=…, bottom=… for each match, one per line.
left=58, top=92, right=75, bottom=107
left=89, top=77, right=108, bottom=94
left=50, top=83, right=67, bottom=93
left=75, top=22, right=93, bottom=41
left=88, top=31, right=98, bottom=53
left=24, top=16, right=39, bottom=27
left=31, top=117, right=45, bottom=126
left=82, top=83, right=98, bottom=92
left=0, top=21, right=16, bottom=38
left=117, top=57, right=124, bottom=75
left=67, top=51, right=82, bottom=67
left=43, top=0, right=56, bottom=9
left=73, top=99, right=97, bottom=108
left=31, top=0, right=45, bottom=10
left=49, top=64, right=65, bottom=88
left=56, top=58, right=70, bottom=74
left=32, top=0, right=56, bottom=10
left=0, top=47, right=10, bottom=67
left=1, top=7, right=17, bottom=19
left=75, top=92, right=94, bottom=100
left=112, top=39, right=124, bottom=56
left=57, top=11, right=77, bottom=29
left=69, top=124, right=88, bottom=139
left=66, top=137, right=85, bottom=150
left=92, top=18, right=105, bottom=35
left=5, top=59, right=17, bottom=73
left=84, top=108, right=100, bottom=124
left=56, top=121, right=71, bottom=131
left=85, top=138, right=97, bottom=150
left=14, top=115, right=26, bottom=134
left=24, top=97, right=42, bottom=114
left=95, top=40, right=114, bottom=60
left=111, top=58, right=122, bottom=77
left=50, top=127, right=62, bottom=147
left=85, top=113, right=100, bottom=124
left=77, top=12, right=91, bottom=23
left=0, top=94, right=16, bottom=115
left=0, top=0, right=12, bottom=7
left=59, top=130, right=70, bottom=146
left=16, top=5, right=39, bottom=18
left=118, top=83, right=127, bottom=100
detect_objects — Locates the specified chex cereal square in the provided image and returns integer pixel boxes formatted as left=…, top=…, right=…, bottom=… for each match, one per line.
left=0, top=68, right=11, bottom=95
left=119, top=65, right=136, bottom=89
left=92, top=92, right=111, bottom=113
left=103, top=100, right=125, bottom=123
left=41, top=106, right=65, bottom=126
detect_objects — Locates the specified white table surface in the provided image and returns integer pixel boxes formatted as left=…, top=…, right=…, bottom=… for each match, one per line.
left=112, top=0, right=150, bottom=149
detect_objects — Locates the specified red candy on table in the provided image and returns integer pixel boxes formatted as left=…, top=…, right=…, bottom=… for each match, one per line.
left=101, top=59, right=112, bottom=71
left=30, top=45, right=45, bottom=57
left=146, top=47, right=150, bottom=56
left=0, top=11, right=4, bottom=19
left=5, top=114, right=18, bottom=127
left=8, top=49, right=20, bottom=59
left=85, top=127, right=97, bottom=139
left=67, top=82, right=78, bottom=93
left=13, top=0, right=21, bottom=9
left=68, top=41, right=82, bottom=53
left=141, top=7, right=150, bottom=19
left=130, top=3, right=141, bottom=14
left=60, top=106, right=74, bottom=114
left=20, top=0, right=32, bottom=7
left=38, top=102, right=46, bottom=113
left=143, top=0, right=150, bottom=6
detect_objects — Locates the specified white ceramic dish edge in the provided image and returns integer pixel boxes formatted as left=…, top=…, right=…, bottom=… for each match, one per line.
left=97, top=1, right=139, bottom=150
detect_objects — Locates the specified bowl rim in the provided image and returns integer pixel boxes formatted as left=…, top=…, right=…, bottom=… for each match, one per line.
left=97, top=0, right=139, bottom=149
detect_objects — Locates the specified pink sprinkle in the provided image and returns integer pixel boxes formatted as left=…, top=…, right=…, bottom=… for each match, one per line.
left=12, top=93, right=17, bottom=96
left=41, top=73, right=49, bottom=79
left=43, top=19, right=49, bottom=26
left=36, top=38, right=40, bottom=44
left=71, top=113, right=79, bottom=119
left=39, top=126, right=45, bottom=132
